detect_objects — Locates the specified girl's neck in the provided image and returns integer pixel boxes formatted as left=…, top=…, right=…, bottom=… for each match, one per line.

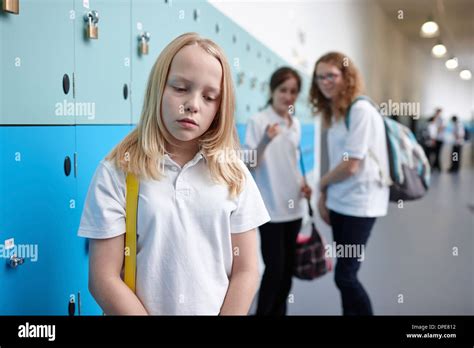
left=271, top=105, right=291, bottom=120
left=271, top=106, right=293, bottom=128
left=165, top=140, right=200, bottom=167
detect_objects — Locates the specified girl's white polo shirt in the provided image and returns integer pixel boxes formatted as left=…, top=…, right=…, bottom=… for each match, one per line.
left=326, top=100, right=390, bottom=217
left=77, top=150, right=270, bottom=315
left=244, top=106, right=304, bottom=223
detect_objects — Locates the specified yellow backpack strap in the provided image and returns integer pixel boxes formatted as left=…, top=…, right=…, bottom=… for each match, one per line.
left=124, top=172, right=139, bottom=292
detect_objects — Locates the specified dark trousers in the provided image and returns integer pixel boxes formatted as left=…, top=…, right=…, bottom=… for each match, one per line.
left=449, top=144, right=462, bottom=172
left=256, top=218, right=302, bottom=316
left=433, top=140, right=443, bottom=170
left=329, top=210, right=376, bottom=316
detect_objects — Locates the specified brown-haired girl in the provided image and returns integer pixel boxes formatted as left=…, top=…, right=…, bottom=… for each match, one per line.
left=245, top=67, right=312, bottom=315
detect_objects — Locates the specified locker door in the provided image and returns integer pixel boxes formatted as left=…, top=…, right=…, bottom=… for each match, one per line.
left=0, top=0, right=75, bottom=125
left=0, top=126, right=79, bottom=314
left=73, top=124, right=133, bottom=315
left=131, top=0, right=175, bottom=125
left=73, top=0, right=131, bottom=125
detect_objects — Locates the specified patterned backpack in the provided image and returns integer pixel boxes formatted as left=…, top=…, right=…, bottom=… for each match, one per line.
left=345, top=96, right=431, bottom=202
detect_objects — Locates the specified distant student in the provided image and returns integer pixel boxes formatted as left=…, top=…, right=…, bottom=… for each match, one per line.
left=244, top=67, right=312, bottom=315
left=77, top=33, right=270, bottom=315
left=310, top=52, right=390, bottom=315
left=448, top=115, right=465, bottom=173
left=431, top=108, right=445, bottom=171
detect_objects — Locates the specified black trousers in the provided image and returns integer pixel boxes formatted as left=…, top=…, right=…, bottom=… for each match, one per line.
left=330, top=210, right=376, bottom=316
left=433, top=140, right=443, bottom=170
left=449, top=144, right=462, bottom=172
left=256, top=218, right=302, bottom=316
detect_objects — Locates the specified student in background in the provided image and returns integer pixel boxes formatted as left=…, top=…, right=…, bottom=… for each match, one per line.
left=431, top=108, right=445, bottom=171
left=423, top=116, right=438, bottom=166
left=309, top=52, right=389, bottom=316
left=448, top=115, right=465, bottom=173
left=244, top=67, right=312, bottom=316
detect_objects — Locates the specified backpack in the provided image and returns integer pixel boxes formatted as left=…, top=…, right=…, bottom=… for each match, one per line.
left=345, top=96, right=430, bottom=202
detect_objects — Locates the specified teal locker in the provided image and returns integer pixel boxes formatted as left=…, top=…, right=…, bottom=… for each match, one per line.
left=130, top=0, right=175, bottom=125
left=0, top=0, right=75, bottom=125
left=73, top=0, right=131, bottom=125
left=171, top=0, right=206, bottom=36
left=0, top=126, right=86, bottom=315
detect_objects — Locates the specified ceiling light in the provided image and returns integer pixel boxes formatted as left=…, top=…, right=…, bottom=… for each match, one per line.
left=445, top=57, right=458, bottom=70
left=420, top=19, right=439, bottom=38
left=460, top=69, right=472, bottom=80
left=432, top=43, right=447, bottom=58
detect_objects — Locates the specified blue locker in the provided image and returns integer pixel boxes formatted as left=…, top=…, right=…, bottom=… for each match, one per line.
left=0, top=126, right=82, bottom=314
left=76, top=125, right=132, bottom=209
left=73, top=0, right=131, bottom=125
left=74, top=125, right=133, bottom=315
left=0, top=0, right=75, bottom=125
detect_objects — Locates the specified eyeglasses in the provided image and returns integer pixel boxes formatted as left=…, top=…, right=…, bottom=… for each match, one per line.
left=314, top=73, right=341, bottom=83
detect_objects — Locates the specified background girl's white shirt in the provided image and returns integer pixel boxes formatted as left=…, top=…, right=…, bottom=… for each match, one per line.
left=326, top=100, right=390, bottom=217
left=245, top=105, right=304, bottom=223
left=77, top=153, right=270, bottom=315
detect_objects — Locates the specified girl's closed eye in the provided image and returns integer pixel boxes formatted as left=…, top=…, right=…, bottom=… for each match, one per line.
left=204, top=95, right=218, bottom=102
left=173, top=86, right=187, bottom=92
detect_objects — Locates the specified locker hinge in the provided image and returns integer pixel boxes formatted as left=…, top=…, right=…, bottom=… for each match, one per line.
left=74, top=152, right=77, bottom=178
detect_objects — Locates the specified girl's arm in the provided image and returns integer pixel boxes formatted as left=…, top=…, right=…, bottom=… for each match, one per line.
left=219, top=229, right=259, bottom=315
left=319, top=158, right=361, bottom=192
left=248, top=124, right=280, bottom=169
left=89, top=234, right=148, bottom=315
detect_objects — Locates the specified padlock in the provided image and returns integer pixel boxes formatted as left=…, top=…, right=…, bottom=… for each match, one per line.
left=2, top=0, right=19, bottom=14
left=138, top=32, right=151, bottom=55
left=84, top=10, right=99, bottom=40
left=140, top=38, right=149, bottom=55
left=86, top=19, right=98, bottom=40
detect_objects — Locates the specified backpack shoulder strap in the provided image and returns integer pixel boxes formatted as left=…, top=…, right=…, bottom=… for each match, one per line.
left=344, top=96, right=392, bottom=186
left=124, top=172, right=139, bottom=292
left=344, top=95, right=378, bottom=129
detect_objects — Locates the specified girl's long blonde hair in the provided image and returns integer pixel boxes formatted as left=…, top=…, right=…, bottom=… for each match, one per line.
left=106, top=32, right=245, bottom=198
left=309, top=52, right=364, bottom=128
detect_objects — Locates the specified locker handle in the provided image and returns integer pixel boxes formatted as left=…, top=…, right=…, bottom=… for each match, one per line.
left=64, top=156, right=71, bottom=177
left=62, top=74, right=70, bottom=95
left=123, top=83, right=128, bottom=100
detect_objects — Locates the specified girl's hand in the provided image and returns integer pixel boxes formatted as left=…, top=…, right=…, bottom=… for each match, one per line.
left=266, top=123, right=281, bottom=139
left=318, top=193, right=331, bottom=226
left=301, top=183, right=312, bottom=199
